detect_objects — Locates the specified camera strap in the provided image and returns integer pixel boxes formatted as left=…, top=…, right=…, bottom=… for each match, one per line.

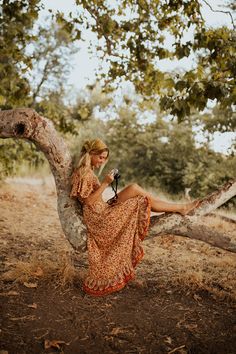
left=107, top=177, right=119, bottom=205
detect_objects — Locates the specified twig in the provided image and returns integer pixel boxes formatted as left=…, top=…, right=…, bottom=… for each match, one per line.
left=168, top=345, right=186, bottom=354
left=10, top=315, right=36, bottom=321
left=34, top=330, right=49, bottom=340
left=201, top=0, right=235, bottom=29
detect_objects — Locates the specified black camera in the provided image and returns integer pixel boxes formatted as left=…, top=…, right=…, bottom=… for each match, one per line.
left=112, top=168, right=120, bottom=179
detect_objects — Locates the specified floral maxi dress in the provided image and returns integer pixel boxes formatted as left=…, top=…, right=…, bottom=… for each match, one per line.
left=70, top=169, right=151, bottom=296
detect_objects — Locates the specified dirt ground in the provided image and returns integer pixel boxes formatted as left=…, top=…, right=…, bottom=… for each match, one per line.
left=0, top=178, right=236, bottom=354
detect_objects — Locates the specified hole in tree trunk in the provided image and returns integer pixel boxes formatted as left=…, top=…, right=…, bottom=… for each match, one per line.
left=15, top=123, right=26, bottom=135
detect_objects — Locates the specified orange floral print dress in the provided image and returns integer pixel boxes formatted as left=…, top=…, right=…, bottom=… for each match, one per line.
left=70, top=168, right=151, bottom=296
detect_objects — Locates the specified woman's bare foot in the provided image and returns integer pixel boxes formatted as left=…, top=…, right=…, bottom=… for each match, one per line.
left=179, top=200, right=200, bottom=216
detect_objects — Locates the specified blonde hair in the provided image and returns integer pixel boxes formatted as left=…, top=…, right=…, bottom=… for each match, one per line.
left=74, top=139, right=109, bottom=179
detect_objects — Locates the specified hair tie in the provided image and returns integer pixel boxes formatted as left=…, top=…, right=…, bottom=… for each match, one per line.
left=82, top=141, right=93, bottom=153
left=81, top=139, right=108, bottom=155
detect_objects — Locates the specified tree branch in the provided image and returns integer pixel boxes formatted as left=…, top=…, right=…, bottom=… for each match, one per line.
left=31, top=59, right=51, bottom=105
left=201, top=0, right=235, bottom=30
left=148, top=214, right=236, bottom=253
left=148, top=179, right=236, bottom=252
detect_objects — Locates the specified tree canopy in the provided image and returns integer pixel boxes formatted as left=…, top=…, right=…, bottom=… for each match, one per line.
left=60, top=0, right=236, bottom=126
left=1, top=0, right=235, bottom=123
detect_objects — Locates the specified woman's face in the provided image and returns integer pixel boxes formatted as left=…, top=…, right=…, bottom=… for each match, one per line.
left=90, top=151, right=108, bottom=169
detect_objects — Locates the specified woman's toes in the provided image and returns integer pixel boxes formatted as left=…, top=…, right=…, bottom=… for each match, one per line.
left=186, top=200, right=199, bottom=215
left=180, top=200, right=199, bottom=216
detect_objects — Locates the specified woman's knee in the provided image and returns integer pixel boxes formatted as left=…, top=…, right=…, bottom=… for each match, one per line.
left=127, top=183, right=140, bottom=192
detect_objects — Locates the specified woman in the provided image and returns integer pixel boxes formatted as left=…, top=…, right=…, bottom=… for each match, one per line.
left=70, top=139, right=198, bottom=296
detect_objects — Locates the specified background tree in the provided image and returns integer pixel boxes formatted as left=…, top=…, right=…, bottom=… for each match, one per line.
left=54, top=0, right=236, bottom=128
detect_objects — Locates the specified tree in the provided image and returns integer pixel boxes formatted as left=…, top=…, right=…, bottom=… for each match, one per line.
left=56, top=0, right=236, bottom=125
left=29, top=21, right=78, bottom=106
left=0, top=108, right=235, bottom=254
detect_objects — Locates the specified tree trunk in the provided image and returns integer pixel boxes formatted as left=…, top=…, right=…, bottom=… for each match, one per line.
left=0, top=108, right=87, bottom=251
left=0, top=108, right=235, bottom=253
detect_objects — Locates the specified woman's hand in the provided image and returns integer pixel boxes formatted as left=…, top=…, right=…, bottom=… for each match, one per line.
left=102, top=170, right=115, bottom=185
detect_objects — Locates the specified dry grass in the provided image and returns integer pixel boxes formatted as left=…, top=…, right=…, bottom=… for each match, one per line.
left=1, top=252, right=83, bottom=288
left=142, top=228, right=236, bottom=301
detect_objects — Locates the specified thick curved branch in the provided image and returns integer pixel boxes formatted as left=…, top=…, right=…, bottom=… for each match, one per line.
left=148, top=214, right=236, bottom=253
left=192, top=179, right=236, bottom=216
left=201, top=0, right=235, bottom=30
left=173, top=221, right=236, bottom=253
left=0, top=108, right=87, bottom=251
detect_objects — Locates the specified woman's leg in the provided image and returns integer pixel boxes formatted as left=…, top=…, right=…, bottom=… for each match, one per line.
left=117, top=183, right=198, bottom=215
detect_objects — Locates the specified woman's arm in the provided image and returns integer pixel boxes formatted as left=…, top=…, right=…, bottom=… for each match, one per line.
left=84, top=172, right=114, bottom=205
left=84, top=181, right=109, bottom=205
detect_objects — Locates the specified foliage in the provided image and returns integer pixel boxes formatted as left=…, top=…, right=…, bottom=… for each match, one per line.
left=56, top=0, right=236, bottom=126
left=106, top=112, right=194, bottom=194
left=198, top=104, right=236, bottom=134
left=0, top=139, right=45, bottom=179
left=0, top=0, right=42, bottom=108
left=1, top=0, right=235, bottom=127
left=34, top=91, right=78, bottom=135
left=183, top=149, right=236, bottom=197
left=104, top=105, right=236, bottom=199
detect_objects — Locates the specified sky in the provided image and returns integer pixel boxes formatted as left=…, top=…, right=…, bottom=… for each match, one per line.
left=40, top=0, right=235, bottom=154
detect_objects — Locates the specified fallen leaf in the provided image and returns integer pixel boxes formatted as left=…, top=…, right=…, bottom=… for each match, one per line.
left=164, top=336, right=172, bottom=344
left=7, top=290, right=19, bottom=296
left=111, top=327, right=126, bottom=336
left=0, top=291, right=19, bottom=296
left=44, top=339, right=68, bottom=350
left=23, top=282, right=38, bottom=288
left=27, top=303, right=37, bottom=309
left=168, top=345, right=187, bottom=354
left=104, top=303, right=112, bottom=308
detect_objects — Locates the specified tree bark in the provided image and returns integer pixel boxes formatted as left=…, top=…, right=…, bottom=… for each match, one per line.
left=0, top=108, right=235, bottom=253
left=149, top=214, right=236, bottom=253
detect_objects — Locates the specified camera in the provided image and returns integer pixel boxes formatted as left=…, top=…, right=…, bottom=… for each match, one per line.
left=112, top=168, right=120, bottom=179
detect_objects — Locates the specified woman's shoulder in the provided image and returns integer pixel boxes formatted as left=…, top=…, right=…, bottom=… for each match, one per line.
left=75, top=168, right=95, bottom=180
